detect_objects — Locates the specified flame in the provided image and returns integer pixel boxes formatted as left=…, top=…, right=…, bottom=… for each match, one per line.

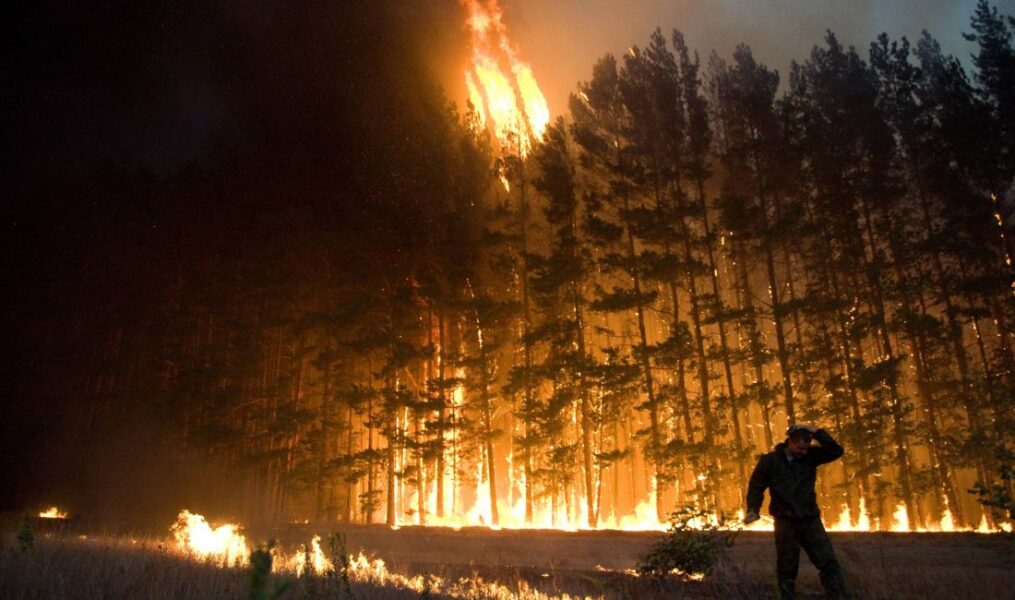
left=170, top=510, right=249, bottom=566
left=425, top=474, right=663, bottom=531
left=464, top=71, right=487, bottom=128
left=822, top=501, right=1012, bottom=533
left=38, top=506, right=68, bottom=519
left=891, top=503, right=910, bottom=531
left=827, top=498, right=874, bottom=532
left=286, top=535, right=332, bottom=577
left=938, top=508, right=954, bottom=531
left=461, top=0, right=548, bottom=156
left=164, top=509, right=580, bottom=598
left=767, top=497, right=1015, bottom=534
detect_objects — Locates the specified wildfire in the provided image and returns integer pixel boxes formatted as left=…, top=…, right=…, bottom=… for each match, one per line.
left=461, top=0, right=549, bottom=156
left=38, top=506, right=68, bottom=519
left=170, top=509, right=249, bottom=566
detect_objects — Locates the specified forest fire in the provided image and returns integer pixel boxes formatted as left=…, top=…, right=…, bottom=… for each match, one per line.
left=7, top=0, right=1015, bottom=597
left=462, top=0, right=549, bottom=155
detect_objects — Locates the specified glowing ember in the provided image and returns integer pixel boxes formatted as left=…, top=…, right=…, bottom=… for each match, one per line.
left=344, top=551, right=580, bottom=599
left=170, top=510, right=248, bottom=566
left=38, top=506, right=68, bottom=519
left=461, top=0, right=549, bottom=156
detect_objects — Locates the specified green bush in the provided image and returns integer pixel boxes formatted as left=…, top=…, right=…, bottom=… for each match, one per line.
left=17, top=517, right=33, bottom=554
left=637, top=506, right=738, bottom=578
left=247, top=541, right=290, bottom=600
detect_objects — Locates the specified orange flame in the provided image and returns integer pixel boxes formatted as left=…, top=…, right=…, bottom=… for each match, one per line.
left=170, top=509, right=249, bottom=566
left=461, top=0, right=548, bottom=156
left=285, top=535, right=332, bottom=577
left=163, top=510, right=592, bottom=598
left=38, top=506, right=68, bottom=519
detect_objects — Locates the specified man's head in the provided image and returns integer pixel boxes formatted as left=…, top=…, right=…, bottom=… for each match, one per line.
left=785, top=426, right=814, bottom=459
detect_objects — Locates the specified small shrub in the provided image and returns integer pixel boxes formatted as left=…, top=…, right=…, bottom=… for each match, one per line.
left=17, top=517, right=33, bottom=554
left=247, top=540, right=290, bottom=600
left=636, top=506, right=739, bottom=578
left=327, top=532, right=355, bottom=599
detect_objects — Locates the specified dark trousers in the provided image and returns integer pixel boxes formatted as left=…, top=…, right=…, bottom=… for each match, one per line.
left=774, top=516, right=849, bottom=599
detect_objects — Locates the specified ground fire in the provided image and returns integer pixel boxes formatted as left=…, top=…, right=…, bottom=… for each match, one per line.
left=37, top=507, right=68, bottom=520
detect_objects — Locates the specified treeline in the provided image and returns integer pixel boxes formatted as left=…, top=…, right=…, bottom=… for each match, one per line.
left=6, top=1, right=1013, bottom=530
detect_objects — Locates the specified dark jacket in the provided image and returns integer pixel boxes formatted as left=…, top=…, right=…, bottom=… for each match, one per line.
left=746, top=429, right=843, bottom=520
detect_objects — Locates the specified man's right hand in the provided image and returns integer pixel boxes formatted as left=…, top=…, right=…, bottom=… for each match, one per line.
left=744, top=510, right=760, bottom=524
left=788, top=423, right=819, bottom=434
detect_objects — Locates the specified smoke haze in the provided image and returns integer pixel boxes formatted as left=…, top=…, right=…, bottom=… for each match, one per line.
left=446, top=0, right=1014, bottom=116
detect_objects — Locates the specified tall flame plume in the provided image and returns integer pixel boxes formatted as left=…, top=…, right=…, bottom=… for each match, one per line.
left=461, top=0, right=549, bottom=156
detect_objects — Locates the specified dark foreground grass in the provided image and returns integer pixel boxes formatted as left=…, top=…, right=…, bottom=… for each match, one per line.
left=2, top=522, right=1013, bottom=599
left=0, top=531, right=759, bottom=599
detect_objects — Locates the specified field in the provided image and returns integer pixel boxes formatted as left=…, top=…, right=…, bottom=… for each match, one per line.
left=2, top=517, right=1013, bottom=599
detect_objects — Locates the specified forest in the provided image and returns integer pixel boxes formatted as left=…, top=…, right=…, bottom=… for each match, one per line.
left=5, top=0, right=1014, bottom=534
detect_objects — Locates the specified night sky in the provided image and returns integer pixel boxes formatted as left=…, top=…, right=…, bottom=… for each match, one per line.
left=14, top=1, right=1013, bottom=176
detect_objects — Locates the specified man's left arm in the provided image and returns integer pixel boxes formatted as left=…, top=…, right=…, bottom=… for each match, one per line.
left=744, top=454, right=771, bottom=523
left=810, top=428, right=844, bottom=465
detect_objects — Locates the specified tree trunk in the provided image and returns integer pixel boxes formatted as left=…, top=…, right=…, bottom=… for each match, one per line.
left=695, top=179, right=747, bottom=502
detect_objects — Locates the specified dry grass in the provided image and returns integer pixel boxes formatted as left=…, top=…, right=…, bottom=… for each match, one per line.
left=2, top=517, right=1013, bottom=599
left=0, top=527, right=753, bottom=599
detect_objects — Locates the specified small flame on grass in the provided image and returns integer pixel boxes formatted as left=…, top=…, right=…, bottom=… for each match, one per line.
left=285, top=535, right=332, bottom=577
left=170, top=509, right=248, bottom=566
left=39, top=506, right=68, bottom=519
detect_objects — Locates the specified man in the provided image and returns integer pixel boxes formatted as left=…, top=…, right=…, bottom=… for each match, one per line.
left=744, top=424, right=849, bottom=599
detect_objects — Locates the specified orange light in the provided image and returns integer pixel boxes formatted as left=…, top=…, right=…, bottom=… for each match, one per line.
left=38, top=506, right=68, bottom=519
left=461, top=0, right=549, bottom=156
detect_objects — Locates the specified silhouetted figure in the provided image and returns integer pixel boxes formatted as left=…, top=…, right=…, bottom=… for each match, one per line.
left=745, top=424, right=849, bottom=599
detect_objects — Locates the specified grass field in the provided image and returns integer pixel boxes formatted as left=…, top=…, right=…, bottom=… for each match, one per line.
left=2, top=516, right=1013, bottom=599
